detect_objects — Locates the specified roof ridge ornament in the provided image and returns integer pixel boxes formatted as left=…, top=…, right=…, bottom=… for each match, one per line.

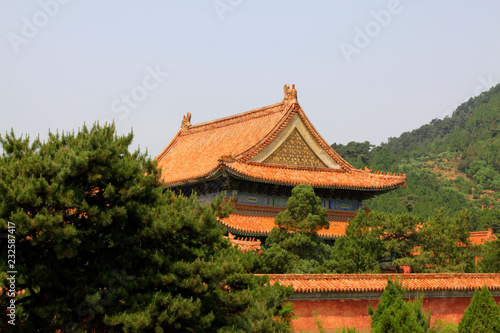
left=283, top=84, right=298, bottom=104
left=181, top=112, right=192, bottom=132
left=218, top=154, right=235, bottom=163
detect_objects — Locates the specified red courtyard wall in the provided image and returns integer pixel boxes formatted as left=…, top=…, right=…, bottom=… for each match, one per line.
left=290, top=296, right=500, bottom=331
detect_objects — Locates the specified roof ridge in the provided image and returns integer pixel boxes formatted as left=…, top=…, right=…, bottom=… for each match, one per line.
left=295, top=106, right=354, bottom=171
left=262, top=273, right=500, bottom=279
left=234, top=102, right=297, bottom=161
left=184, top=102, right=284, bottom=134
left=155, top=129, right=182, bottom=162
left=235, top=103, right=356, bottom=172
left=470, top=230, right=490, bottom=235
left=261, top=273, right=500, bottom=293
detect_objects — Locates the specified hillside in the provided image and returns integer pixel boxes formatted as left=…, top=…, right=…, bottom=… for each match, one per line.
left=331, top=83, right=500, bottom=233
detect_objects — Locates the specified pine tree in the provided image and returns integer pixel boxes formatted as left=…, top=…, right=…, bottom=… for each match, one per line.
left=325, top=210, right=384, bottom=273
left=261, top=184, right=331, bottom=273
left=368, top=278, right=429, bottom=333
left=374, top=212, right=421, bottom=271
left=414, top=209, right=475, bottom=273
left=273, top=183, right=329, bottom=235
left=458, top=286, right=500, bottom=333
left=478, top=239, right=500, bottom=273
left=0, top=124, right=293, bottom=332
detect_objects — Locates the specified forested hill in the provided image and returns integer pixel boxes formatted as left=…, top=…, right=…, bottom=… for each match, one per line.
left=331, top=83, right=500, bottom=233
left=382, top=83, right=500, bottom=160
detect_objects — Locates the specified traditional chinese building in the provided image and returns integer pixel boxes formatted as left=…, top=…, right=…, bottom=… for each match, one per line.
left=469, top=228, right=498, bottom=246
left=470, top=228, right=498, bottom=264
left=155, top=85, right=406, bottom=242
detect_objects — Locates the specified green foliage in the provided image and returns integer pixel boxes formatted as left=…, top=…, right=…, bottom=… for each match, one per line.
left=400, top=195, right=421, bottom=212
left=336, top=327, right=360, bottom=333
left=382, top=83, right=500, bottom=161
left=428, top=320, right=458, bottom=333
left=369, top=169, right=470, bottom=221
left=407, top=209, right=475, bottom=273
left=278, top=301, right=296, bottom=329
left=368, top=191, right=409, bottom=215
left=330, top=141, right=373, bottom=168
left=261, top=184, right=331, bottom=274
left=458, top=286, right=500, bottom=333
left=312, top=311, right=326, bottom=333
left=326, top=209, right=477, bottom=274
left=335, top=83, right=500, bottom=232
left=477, top=239, right=500, bottom=273
left=274, top=184, right=329, bottom=234
left=469, top=207, right=500, bottom=234
left=325, top=211, right=383, bottom=273
left=0, top=124, right=293, bottom=332
left=370, top=147, right=397, bottom=171
left=374, top=212, right=420, bottom=264
left=329, top=84, right=500, bottom=275
left=466, top=160, right=500, bottom=191
left=368, top=278, right=430, bottom=333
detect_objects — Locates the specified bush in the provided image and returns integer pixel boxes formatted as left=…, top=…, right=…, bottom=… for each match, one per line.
left=458, top=286, right=500, bottom=333
left=428, top=319, right=458, bottom=333
left=368, top=278, right=430, bottom=333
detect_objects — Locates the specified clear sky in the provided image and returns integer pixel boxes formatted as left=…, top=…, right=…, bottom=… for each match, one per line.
left=1, top=1, right=500, bottom=157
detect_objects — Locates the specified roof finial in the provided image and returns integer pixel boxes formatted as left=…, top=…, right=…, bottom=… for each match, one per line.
left=283, top=83, right=297, bottom=103
left=181, top=112, right=191, bottom=132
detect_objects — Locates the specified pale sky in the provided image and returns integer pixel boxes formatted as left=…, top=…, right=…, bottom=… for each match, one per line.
left=1, top=1, right=500, bottom=157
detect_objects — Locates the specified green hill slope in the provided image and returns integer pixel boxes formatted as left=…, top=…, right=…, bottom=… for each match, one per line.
left=331, top=83, right=500, bottom=232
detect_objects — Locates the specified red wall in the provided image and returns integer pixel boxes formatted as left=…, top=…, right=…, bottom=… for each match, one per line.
left=290, top=296, right=500, bottom=331
left=291, top=299, right=376, bottom=331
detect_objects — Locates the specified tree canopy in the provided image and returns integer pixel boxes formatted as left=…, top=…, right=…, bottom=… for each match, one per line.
left=260, top=184, right=331, bottom=274
left=414, top=209, right=474, bottom=273
left=325, top=209, right=475, bottom=274
left=324, top=211, right=383, bottom=274
left=331, top=83, right=500, bottom=233
left=478, top=239, right=500, bottom=273
left=0, top=124, right=293, bottom=332
left=273, top=184, right=329, bottom=235
left=368, top=278, right=429, bottom=333
left=458, top=286, right=500, bottom=333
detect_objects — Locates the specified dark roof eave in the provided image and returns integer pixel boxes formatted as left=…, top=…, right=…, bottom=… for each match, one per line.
left=221, top=224, right=342, bottom=240
left=163, top=168, right=225, bottom=188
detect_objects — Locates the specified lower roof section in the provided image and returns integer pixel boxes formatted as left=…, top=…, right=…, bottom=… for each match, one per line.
left=225, top=233, right=261, bottom=253
left=224, top=161, right=406, bottom=191
left=264, top=273, right=500, bottom=296
left=219, top=203, right=353, bottom=239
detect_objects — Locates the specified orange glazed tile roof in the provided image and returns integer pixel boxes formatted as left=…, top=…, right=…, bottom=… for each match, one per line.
left=219, top=203, right=352, bottom=239
left=224, top=161, right=404, bottom=190
left=264, top=273, right=500, bottom=293
left=225, top=233, right=262, bottom=253
left=155, top=85, right=406, bottom=190
left=156, top=103, right=288, bottom=186
left=470, top=228, right=498, bottom=245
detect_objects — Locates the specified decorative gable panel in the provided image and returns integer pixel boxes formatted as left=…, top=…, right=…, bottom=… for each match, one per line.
left=263, top=128, right=327, bottom=167
left=250, top=113, right=342, bottom=169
